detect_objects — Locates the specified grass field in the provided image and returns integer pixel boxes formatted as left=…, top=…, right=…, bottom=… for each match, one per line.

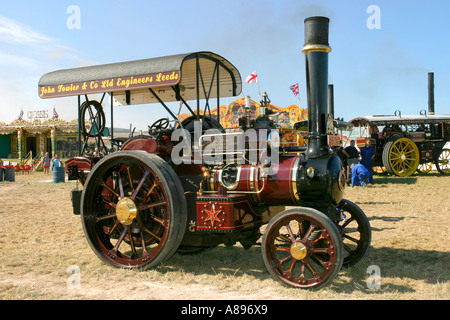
left=0, top=171, right=448, bottom=300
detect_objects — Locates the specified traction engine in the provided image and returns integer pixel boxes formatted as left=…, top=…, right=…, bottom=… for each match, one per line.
left=45, top=17, right=371, bottom=289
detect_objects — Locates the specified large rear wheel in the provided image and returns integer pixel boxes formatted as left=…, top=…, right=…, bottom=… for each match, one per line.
left=262, top=208, right=343, bottom=289
left=382, top=138, right=420, bottom=177
left=80, top=151, right=187, bottom=269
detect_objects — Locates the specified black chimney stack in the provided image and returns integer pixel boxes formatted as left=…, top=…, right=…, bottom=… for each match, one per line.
left=428, top=72, right=435, bottom=115
left=302, top=16, right=331, bottom=159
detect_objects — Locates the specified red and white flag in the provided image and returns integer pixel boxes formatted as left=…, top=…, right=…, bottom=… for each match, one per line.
left=245, top=71, right=258, bottom=84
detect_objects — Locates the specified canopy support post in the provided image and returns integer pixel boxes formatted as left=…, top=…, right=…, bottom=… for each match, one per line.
left=77, top=95, right=81, bottom=156
left=148, top=88, right=178, bottom=121
left=171, top=85, right=196, bottom=117
left=110, top=92, right=114, bottom=141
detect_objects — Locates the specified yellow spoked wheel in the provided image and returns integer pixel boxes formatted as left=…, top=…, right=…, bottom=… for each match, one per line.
left=435, top=149, right=450, bottom=174
left=382, top=138, right=420, bottom=177
left=417, top=162, right=433, bottom=174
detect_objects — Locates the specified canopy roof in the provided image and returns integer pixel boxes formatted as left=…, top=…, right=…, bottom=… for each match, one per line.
left=349, top=114, right=450, bottom=127
left=38, top=51, right=242, bottom=106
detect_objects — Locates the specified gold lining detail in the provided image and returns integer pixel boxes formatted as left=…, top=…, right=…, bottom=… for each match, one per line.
left=302, top=44, right=332, bottom=53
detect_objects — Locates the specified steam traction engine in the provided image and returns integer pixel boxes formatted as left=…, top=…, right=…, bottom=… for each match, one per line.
left=38, top=17, right=371, bottom=289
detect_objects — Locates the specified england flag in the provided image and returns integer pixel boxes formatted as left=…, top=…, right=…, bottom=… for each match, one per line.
left=15, top=109, right=24, bottom=121
left=245, top=71, right=258, bottom=84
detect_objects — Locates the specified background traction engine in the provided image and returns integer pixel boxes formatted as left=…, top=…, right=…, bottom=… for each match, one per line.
left=68, top=17, right=370, bottom=289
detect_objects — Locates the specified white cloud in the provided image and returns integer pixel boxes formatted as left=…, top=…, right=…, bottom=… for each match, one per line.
left=0, top=15, right=89, bottom=124
left=0, top=15, right=53, bottom=44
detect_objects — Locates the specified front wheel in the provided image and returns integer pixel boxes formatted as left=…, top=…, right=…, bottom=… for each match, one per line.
left=80, top=151, right=187, bottom=269
left=435, top=149, right=450, bottom=174
left=261, top=208, right=344, bottom=289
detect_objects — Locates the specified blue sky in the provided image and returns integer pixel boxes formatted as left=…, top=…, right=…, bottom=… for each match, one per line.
left=0, top=0, right=449, bottom=130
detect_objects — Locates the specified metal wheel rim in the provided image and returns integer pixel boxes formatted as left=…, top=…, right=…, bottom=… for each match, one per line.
left=387, top=138, right=420, bottom=176
left=263, top=211, right=342, bottom=289
left=437, top=149, right=450, bottom=174
left=81, top=155, right=173, bottom=268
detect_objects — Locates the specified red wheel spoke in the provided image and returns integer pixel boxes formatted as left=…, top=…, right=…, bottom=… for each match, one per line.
left=303, top=259, right=318, bottom=276
left=95, top=213, right=116, bottom=222
left=302, top=225, right=315, bottom=242
left=141, top=225, right=162, bottom=242
left=101, top=183, right=120, bottom=198
left=311, top=254, right=326, bottom=267
left=310, top=247, right=328, bottom=254
left=310, top=233, right=325, bottom=246
left=112, top=228, right=128, bottom=252
left=149, top=213, right=166, bottom=227
left=126, top=166, right=135, bottom=193
left=118, top=174, right=125, bottom=198
left=138, top=201, right=167, bottom=211
left=107, top=220, right=120, bottom=236
left=279, top=255, right=292, bottom=264
left=285, top=224, right=296, bottom=242
left=275, top=246, right=290, bottom=253
left=127, top=226, right=138, bottom=259
left=145, top=181, right=157, bottom=201
left=276, top=235, right=292, bottom=243
left=131, top=169, right=150, bottom=200
left=288, top=259, right=297, bottom=273
left=140, top=231, right=148, bottom=254
left=102, top=199, right=117, bottom=208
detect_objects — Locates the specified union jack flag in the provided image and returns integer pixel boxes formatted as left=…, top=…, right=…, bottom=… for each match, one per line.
left=52, top=107, right=59, bottom=119
left=15, top=109, right=24, bottom=121
left=290, top=83, right=299, bottom=96
left=245, top=71, right=258, bottom=84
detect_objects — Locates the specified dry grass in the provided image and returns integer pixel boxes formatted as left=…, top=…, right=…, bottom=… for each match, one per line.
left=0, top=171, right=448, bottom=300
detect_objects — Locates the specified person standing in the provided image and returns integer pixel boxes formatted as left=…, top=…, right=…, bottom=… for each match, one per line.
left=343, top=140, right=360, bottom=166
left=53, top=154, right=61, bottom=168
left=343, top=140, right=360, bottom=183
left=360, top=139, right=375, bottom=184
left=43, top=152, right=51, bottom=175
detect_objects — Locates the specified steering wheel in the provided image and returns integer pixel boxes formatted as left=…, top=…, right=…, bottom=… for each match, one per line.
left=149, top=118, right=170, bottom=131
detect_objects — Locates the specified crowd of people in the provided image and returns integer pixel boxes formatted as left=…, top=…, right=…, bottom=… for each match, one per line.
left=334, top=138, right=376, bottom=187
